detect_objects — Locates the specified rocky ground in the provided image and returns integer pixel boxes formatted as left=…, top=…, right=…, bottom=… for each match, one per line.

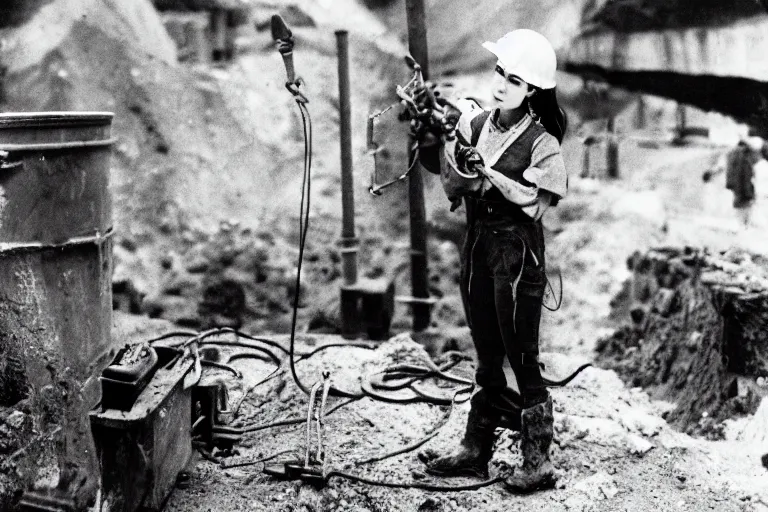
left=111, top=316, right=767, bottom=512
left=101, top=131, right=768, bottom=512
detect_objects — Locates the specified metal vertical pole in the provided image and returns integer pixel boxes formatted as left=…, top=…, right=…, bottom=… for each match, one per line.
left=211, top=9, right=228, bottom=61
left=635, top=96, right=646, bottom=130
left=405, top=0, right=431, bottom=331
left=674, top=102, right=687, bottom=143
left=335, top=30, right=358, bottom=287
left=676, top=103, right=687, bottom=133
left=606, top=117, right=619, bottom=179
left=405, top=0, right=430, bottom=79
left=581, top=141, right=591, bottom=178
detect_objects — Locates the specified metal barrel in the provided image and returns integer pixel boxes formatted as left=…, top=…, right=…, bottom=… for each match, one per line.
left=0, top=112, right=115, bottom=508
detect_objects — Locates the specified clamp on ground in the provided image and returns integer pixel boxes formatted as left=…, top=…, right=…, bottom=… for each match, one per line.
left=263, top=373, right=333, bottom=487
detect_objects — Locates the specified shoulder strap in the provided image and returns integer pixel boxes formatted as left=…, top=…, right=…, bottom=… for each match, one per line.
left=476, top=115, right=533, bottom=169
left=470, top=111, right=491, bottom=146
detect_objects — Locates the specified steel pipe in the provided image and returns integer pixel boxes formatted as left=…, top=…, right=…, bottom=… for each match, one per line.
left=336, top=30, right=359, bottom=287
left=405, top=0, right=431, bottom=331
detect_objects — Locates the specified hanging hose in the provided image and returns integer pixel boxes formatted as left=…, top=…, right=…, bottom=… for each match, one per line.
left=287, top=98, right=330, bottom=397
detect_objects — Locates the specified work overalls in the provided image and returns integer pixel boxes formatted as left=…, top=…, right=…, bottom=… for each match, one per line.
left=460, top=109, right=550, bottom=409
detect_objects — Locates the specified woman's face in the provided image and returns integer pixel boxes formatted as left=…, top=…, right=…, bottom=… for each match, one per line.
left=491, top=60, right=533, bottom=110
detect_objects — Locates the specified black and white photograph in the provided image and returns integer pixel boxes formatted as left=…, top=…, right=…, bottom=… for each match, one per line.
left=0, top=0, right=767, bottom=510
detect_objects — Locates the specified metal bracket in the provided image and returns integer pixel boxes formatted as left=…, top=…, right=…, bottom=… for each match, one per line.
left=192, top=382, right=241, bottom=452
left=18, top=490, right=77, bottom=512
left=263, top=374, right=331, bottom=488
left=0, top=150, right=23, bottom=171
left=395, top=295, right=438, bottom=307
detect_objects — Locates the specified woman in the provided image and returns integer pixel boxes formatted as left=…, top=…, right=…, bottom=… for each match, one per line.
left=414, top=29, right=568, bottom=493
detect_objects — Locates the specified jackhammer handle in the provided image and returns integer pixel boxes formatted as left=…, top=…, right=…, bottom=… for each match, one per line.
left=270, top=14, right=297, bottom=84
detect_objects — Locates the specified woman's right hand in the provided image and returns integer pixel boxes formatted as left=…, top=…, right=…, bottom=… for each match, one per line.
left=411, top=119, right=441, bottom=147
left=455, top=144, right=485, bottom=176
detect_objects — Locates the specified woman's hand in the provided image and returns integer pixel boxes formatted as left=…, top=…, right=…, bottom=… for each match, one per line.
left=455, top=145, right=484, bottom=175
left=412, top=81, right=438, bottom=112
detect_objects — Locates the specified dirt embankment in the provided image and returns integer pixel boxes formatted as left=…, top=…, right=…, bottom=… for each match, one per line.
left=596, top=247, right=768, bottom=437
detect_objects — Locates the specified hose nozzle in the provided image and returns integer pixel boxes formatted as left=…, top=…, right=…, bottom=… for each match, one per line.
left=270, top=14, right=293, bottom=45
left=270, top=14, right=296, bottom=84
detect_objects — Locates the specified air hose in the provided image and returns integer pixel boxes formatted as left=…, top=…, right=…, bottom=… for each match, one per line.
left=326, top=471, right=504, bottom=492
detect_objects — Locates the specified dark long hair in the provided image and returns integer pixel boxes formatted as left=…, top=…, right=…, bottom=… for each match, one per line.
left=528, top=87, right=568, bottom=144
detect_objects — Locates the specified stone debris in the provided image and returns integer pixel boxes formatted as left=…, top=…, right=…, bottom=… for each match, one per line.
left=626, top=433, right=654, bottom=455
left=617, top=408, right=665, bottom=437
left=736, top=397, right=768, bottom=449
left=572, top=471, right=620, bottom=500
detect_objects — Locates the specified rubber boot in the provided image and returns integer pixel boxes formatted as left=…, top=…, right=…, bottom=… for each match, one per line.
left=419, top=391, right=499, bottom=478
left=504, top=395, right=557, bottom=493
left=493, top=387, right=522, bottom=432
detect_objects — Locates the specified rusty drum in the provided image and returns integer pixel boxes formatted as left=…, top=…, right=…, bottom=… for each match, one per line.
left=0, top=112, right=115, bottom=509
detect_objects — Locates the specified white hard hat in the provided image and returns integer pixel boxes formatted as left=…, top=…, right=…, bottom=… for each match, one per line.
left=746, top=135, right=765, bottom=152
left=482, top=29, right=557, bottom=90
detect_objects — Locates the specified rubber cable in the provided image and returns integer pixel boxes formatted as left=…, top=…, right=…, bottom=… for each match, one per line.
left=327, top=471, right=504, bottom=492
left=239, top=397, right=359, bottom=434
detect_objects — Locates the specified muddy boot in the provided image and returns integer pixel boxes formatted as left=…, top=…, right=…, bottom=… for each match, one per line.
left=504, top=396, right=556, bottom=493
left=419, top=391, right=499, bottom=478
left=494, top=387, right=522, bottom=432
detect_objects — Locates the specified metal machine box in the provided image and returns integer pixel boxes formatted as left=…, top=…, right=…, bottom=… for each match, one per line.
left=90, top=355, right=194, bottom=512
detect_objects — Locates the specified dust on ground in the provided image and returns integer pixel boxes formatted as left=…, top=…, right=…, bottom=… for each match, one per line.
left=146, top=328, right=765, bottom=512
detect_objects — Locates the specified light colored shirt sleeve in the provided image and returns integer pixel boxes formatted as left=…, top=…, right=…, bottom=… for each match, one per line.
left=524, top=132, right=568, bottom=200
left=477, top=132, right=565, bottom=219
left=521, top=191, right=553, bottom=220
left=483, top=168, right=538, bottom=205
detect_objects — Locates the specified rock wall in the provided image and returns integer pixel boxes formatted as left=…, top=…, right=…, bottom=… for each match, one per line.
left=583, top=0, right=764, bottom=33
left=564, top=13, right=768, bottom=132
left=597, top=247, right=768, bottom=437
left=567, top=14, right=768, bottom=82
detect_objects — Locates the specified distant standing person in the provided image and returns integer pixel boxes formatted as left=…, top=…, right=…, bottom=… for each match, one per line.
left=707, top=136, right=764, bottom=227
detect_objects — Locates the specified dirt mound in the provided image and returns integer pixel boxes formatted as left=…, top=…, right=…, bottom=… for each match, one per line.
left=114, top=213, right=469, bottom=340
left=596, top=247, right=768, bottom=437
left=0, top=0, right=176, bottom=73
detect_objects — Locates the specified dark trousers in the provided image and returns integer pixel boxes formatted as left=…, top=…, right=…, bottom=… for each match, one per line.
left=460, top=212, right=549, bottom=408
